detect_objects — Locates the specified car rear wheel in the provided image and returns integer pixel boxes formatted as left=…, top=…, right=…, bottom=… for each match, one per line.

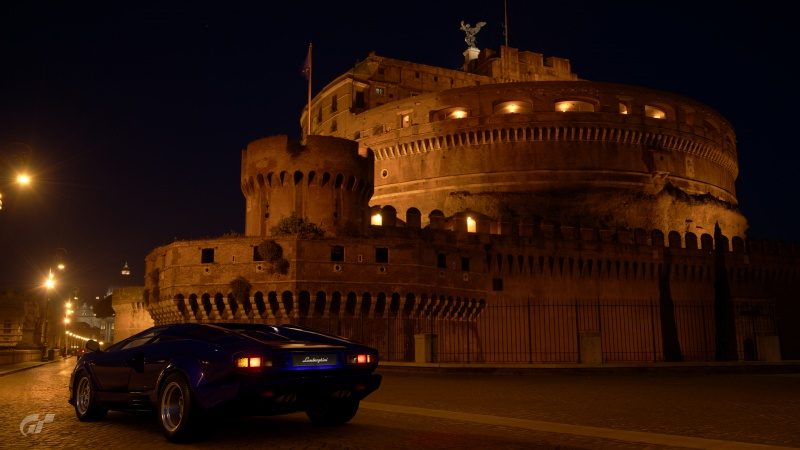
left=73, top=372, right=107, bottom=421
left=158, top=373, right=199, bottom=441
left=306, top=399, right=360, bottom=425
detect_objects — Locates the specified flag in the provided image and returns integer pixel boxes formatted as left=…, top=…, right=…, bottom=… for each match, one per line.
left=302, top=43, right=312, bottom=80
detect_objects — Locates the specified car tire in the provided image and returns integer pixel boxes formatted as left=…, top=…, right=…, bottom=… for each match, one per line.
left=73, top=371, right=108, bottom=421
left=158, top=373, right=200, bottom=442
left=306, top=399, right=360, bottom=425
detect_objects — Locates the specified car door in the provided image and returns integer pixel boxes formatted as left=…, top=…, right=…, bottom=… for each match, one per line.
left=90, top=335, right=153, bottom=391
left=127, top=335, right=176, bottom=392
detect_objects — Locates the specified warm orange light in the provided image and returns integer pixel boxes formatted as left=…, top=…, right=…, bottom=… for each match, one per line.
left=466, top=216, right=477, bottom=233
left=237, top=356, right=268, bottom=368
left=357, top=354, right=367, bottom=364
left=57, top=263, right=66, bottom=271
left=44, top=277, right=56, bottom=290
left=371, top=213, right=382, bottom=226
left=65, top=301, right=72, bottom=309
left=448, top=109, right=468, bottom=119
left=63, top=318, right=70, bottom=324
left=645, top=105, right=666, bottom=119
left=16, top=173, right=31, bottom=186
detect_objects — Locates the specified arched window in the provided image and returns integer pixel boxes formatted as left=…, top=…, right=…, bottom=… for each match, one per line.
left=493, top=101, right=533, bottom=114
left=466, top=216, right=477, bottom=233
left=644, top=105, right=666, bottom=119
left=555, top=100, right=595, bottom=112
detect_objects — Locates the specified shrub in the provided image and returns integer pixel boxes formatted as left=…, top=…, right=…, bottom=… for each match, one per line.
left=258, top=240, right=283, bottom=262
left=271, top=213, right=325, bottom=239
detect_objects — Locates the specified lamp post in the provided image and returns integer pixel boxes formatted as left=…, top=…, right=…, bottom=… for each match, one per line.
left=41, top=270, right=56, bottom=360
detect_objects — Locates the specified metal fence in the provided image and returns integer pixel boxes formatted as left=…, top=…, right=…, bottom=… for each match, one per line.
left=292, top=298, right=778, bottom=364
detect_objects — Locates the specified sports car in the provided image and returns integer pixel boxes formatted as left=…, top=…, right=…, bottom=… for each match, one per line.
left=67, top=323, right=382, bottom=441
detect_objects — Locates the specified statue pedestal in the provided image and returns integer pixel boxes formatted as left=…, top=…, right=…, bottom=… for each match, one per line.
left=463, top=47, right=480, bottom=62
left=462, top=47, right=480, bottom=72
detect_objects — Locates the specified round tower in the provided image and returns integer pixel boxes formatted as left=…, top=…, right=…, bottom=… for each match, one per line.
left=241, top=135, right=373, bottom=237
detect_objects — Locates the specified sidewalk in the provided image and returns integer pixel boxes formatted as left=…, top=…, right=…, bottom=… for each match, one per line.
left=380, top=360, right=800, bottom=374
left=0, top=356, right=72, bottom=377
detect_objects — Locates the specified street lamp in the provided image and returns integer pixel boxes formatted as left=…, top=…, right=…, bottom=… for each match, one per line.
left=41, top=270, right=57, bottom=359
left=1, top=142, right=34, bottom=211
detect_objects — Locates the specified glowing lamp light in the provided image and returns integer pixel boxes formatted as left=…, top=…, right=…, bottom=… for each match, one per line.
left=99, top=342, right=104, bottom=346
left=371, top=213, right=383, bottom=226
left=16, top=173, right=31, bottom=185
left=504, top=103, right=520, bottom=113
left=44, top=277, right=56, bottom=290
left=466, top=216, right=477, bottom=233
left=57, top=263, right=65, bottom=271
left=448, top=109, right=468, bottom=119
left=645, top=105, right=666, bottom=119
left=65, top=301, right=72, bottom=309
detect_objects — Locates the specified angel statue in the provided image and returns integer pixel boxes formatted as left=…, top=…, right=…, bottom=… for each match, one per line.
left=460, top=20, right=486, bottom=48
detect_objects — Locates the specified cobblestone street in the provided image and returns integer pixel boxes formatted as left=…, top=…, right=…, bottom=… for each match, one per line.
left=1, top=358, right=798, bottom=449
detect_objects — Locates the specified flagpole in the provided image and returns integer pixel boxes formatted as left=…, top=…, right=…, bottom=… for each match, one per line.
left=307, top=42, right=313, bottom=139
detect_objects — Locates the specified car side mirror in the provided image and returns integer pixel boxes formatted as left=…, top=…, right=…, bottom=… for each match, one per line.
left=86, top=340, right=101, bottom=352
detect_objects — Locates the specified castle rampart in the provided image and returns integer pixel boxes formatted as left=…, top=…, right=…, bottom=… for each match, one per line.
left=241, top=135, right=373, bottom=237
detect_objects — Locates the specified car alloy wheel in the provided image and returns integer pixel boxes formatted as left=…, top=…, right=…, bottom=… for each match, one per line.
left=73, top=372, right=107, bottom=421
left=76, top=376, right=91, bottom=415
left=158, top=373, right=198, bottom=441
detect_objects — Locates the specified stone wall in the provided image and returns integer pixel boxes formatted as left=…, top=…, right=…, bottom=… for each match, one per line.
left=111, top=286, right=152, bottom=342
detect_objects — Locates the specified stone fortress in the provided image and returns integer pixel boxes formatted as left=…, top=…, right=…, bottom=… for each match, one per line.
left=129, top=42, right=800, bottom=364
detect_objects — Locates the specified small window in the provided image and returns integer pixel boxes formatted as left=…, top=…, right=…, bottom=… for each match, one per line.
left=433, top=76, right=439, bottom=82
left=375, top=247, right=389, bottom=264
left=619, top=102, right=629, bottom=115
left=354, top=91, right=365, bottom=108
left=371, top=213, right=383, bottom=225
left=331, top=95, right=338, bottom=112
left=400, top=114, right=411, bottom=128
left=461, top=257, right=470, bottom=272
left=330, top=245, right=345, bottom=262
left=331, top=120, right=337, bottom=132
left=555, top=100, right=595, bottom=112
left=466, top=216, right=477, bottom=233
left=317, top=107, right=322, bottom=123
left=415, top=71, right=420, bottom=78
left=253, top=246, right=264, bottom=262
left=201, top=248, right=215, bottom=264
left=492, top=278, right=504, bottom=291
left=378, top=67, right=385, bottom=75
left=494, top=101, right=533, bottom=114
left=644, top=105, right=666, bottom=119
left=375, top=87, right=385, bottom=96
left=437, top=253, right=447, bottom=269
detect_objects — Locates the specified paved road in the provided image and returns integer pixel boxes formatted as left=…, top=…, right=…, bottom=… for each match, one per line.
left=1, top=358, right=798, bottom=449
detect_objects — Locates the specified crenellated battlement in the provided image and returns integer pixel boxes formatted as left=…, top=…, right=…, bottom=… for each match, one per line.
left=366, top=204, right=797, bottom=259
left=241, top=135, right=374, bottom=238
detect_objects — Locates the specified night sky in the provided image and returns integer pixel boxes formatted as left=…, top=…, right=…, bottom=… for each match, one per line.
left=0, top=1, right=796, bottom=299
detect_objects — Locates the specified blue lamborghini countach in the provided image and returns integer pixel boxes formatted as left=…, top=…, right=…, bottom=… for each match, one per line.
left=67, top=323, right=382, bottom=441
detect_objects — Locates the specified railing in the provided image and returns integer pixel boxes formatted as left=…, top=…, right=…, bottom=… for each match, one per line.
left=293, top=298, right=778, bottom=363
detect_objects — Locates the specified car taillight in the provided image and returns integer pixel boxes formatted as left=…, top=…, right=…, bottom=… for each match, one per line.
left=347, top=353, right=374, bottom=365
left=236, top=356, right=272, bottom=368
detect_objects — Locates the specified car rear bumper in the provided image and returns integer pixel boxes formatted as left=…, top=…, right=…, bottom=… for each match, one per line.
left=196, top=371, right=382, bottom=414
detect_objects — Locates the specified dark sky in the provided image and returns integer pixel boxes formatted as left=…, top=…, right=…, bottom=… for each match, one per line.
left=0, top=1, right=796, bottom=299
